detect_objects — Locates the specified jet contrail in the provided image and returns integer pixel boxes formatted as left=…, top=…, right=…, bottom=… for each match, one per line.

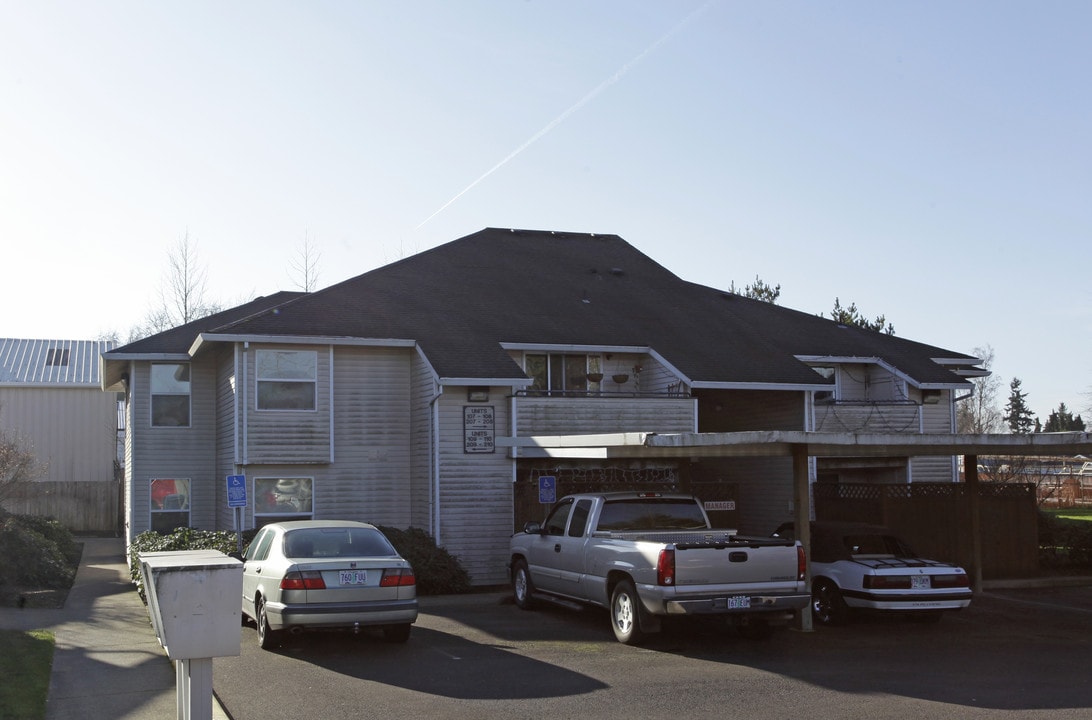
left=415, top=1, right=715, bottom=230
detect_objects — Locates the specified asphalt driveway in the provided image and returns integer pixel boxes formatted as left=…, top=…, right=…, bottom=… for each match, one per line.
left=214, top=584, right=1092, bottom=720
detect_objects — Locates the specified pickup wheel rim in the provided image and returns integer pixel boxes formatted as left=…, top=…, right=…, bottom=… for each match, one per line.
left=514, top=569, right=529, bottom=602
left=613, top=590, right=635, bottom=635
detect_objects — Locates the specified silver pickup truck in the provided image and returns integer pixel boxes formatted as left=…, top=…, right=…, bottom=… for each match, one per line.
left=508, top=491, right=809, bottom=644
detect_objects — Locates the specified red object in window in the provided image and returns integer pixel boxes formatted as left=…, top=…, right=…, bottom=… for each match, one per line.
left=151, top=479, right=177, bottom=510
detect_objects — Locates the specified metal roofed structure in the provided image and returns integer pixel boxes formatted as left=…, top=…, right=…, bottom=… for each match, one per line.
left=1, top=338, right=114, bottom=386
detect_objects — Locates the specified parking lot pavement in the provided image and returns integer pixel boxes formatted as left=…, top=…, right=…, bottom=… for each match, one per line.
left=214, top=584, right=1092, bottom=720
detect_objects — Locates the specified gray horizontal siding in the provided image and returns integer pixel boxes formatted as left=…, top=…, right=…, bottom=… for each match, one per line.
left=437, top=393, right=512, bottom=585
left=243, top=345, right=332, bottom=465
left=516, top=396, right=696, bottom=436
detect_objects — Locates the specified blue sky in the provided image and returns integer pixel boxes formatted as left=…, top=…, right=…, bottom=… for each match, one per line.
left=1, top=1, right=1088, bottom=423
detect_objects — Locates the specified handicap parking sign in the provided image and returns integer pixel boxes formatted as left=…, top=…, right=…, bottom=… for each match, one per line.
left=538, top=475, right=556, bottom=504
left=226, top=475, right=247, bottom=508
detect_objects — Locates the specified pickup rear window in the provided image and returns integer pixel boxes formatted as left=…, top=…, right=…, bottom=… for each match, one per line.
left=596, top=499, right=708, bottom=531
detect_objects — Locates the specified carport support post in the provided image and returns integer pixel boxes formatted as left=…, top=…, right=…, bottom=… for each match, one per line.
left=965, top=454, right=983, bottom=594
left=792, top=443, right=813, bottom=632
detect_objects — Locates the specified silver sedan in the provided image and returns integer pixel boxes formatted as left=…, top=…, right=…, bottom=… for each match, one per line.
left=240, top=520, right=418, bottom=649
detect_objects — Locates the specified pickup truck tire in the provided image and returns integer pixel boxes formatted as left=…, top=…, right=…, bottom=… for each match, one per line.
left=811, top=579, right=849, bottom=626
left=512, top=559, right=536, bottom=610
left=610, top=579, right=646, bottom=645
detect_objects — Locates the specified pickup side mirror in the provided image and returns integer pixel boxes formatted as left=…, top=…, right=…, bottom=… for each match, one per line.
left=522, top=521, right=543, bottom=535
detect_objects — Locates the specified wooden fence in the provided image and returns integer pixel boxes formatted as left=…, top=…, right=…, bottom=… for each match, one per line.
left=814, top=482, right=1039, bottom=579
left=2, top=481, right=121, bottom=534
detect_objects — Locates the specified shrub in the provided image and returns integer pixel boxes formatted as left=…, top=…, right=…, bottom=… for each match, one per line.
left=128, top=527, right=254, bottom=603
left=1039, top=511, right=1092, bottom=569
left=376, top=525, right=471, bottom=596
left=0, top=509, right=81, bottom=596
left=128, top=524, right=469, bottom=600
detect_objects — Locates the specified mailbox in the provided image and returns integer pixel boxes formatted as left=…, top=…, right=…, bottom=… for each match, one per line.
left=139, top=549, right=243, bottom=660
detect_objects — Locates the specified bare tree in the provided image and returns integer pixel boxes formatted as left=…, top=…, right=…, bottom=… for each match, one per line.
left=289, top=233, right=322, bottom=292
left=0, top=412, right=45, bottom=506
left=129, top=231, right=222, bottom=341
left=957, top=345, right=1004, bottom=434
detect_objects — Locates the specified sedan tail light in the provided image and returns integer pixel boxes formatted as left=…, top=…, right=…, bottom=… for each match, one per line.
left=863, top=575, right=911, bottom=590
left=931, top=574, right=970, bottom=589
left=380, top=567, right=416, bottom=587
left=281, top=570, right=326, bottom=590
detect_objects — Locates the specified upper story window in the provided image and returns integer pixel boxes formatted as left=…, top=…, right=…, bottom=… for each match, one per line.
left=525, top=353, right=602, bottom=394
left=256, top=350, right=317, bottom=410
left=151, top=363, right=191, bottom=427
left=812, top=366, right=835, bottom=403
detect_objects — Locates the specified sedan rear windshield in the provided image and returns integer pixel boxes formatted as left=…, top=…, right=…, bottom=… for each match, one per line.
left=284, top=527, right=396, bottom=559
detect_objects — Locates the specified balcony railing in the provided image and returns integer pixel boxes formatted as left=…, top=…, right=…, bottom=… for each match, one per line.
left=813, top=401, right=922, bottom=434
left=514, top=394, right=697, bottom=436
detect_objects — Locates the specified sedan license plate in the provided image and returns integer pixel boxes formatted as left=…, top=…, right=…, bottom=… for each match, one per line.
left=339, top=570, right=368, bottom=586
left=911, top=575, right=931, bottom=589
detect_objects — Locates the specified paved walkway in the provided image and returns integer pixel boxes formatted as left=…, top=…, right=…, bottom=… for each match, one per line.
left=0, top=537, right=228, bottom=720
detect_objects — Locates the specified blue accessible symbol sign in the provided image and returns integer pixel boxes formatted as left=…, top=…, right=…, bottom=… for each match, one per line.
left=226, top=475, right=247, bottom=508
left=538, top=475, right=556, bottom=504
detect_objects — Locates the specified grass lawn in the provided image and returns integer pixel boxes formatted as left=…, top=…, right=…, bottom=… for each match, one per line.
left=0, top=628, right=54, bottom=719
left=1045, top=507, right=1092, bottom=522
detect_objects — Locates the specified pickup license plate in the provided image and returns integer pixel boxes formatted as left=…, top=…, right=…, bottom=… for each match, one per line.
left=724, top=595, right=751, bottom=610
left=911, top=575, right=931, bottom=589
left=339, top=570, right=368, bottom=586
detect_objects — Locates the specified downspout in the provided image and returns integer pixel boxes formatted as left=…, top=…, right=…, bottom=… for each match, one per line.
left=241, top=342, right=249, bottom=467
left=429, top=383, right=443, bottom=543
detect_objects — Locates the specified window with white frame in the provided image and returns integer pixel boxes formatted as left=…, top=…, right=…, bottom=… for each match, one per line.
left=525, top=353, right=602, bottom=394
left=254, top=477, right=314, bottom=527
left=151, top=363, right=191, bottom=426
left=256, top=350, right=317, bottom=410
left=150, top=478, right=190, bottom=533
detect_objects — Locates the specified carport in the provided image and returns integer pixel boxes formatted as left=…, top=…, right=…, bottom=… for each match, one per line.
left=500, top=430, right=1092, bottom=630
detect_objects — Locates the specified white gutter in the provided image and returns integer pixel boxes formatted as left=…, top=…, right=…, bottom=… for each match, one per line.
left=429, top=384, right=443, bottom=543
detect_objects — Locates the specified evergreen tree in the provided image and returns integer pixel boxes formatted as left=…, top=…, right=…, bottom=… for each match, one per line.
left=729, top=275, right=781, bottom=304
left=828, top=297, right=895, bottom=335
left=1003, top=378, right=1035, bottom=434
left=1042, top=403, right=1087, bottom=432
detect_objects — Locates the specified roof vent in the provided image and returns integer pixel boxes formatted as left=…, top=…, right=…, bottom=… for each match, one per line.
left=610, top=267, right=625, bottom=276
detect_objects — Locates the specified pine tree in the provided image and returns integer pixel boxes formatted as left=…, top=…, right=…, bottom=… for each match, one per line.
left=1003, top=378, right=1035, bottom=434
left=1042, top=403, right=1087, bottom=432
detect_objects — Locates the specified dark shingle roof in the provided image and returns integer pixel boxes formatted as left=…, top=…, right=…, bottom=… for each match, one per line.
left=107, top=291, right=307, bottom=355
left=107, top=229, right=976, bottom=388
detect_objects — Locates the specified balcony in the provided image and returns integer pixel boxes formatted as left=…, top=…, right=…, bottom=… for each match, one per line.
left=813, top=401, right=923, bottom=434
left=514, top=392, right=696, bottom=437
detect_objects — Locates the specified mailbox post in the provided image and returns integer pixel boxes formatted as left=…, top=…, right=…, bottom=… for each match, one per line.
left=139, top=550, right=243, bottom=720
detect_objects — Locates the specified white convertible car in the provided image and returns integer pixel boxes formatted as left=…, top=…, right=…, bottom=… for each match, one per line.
left=773, top=521, right=973, bottom=625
